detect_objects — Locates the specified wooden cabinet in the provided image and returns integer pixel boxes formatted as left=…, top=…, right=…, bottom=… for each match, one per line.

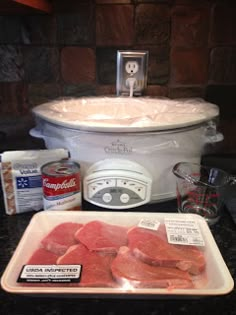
left=0, top=0, right=52, bottom=14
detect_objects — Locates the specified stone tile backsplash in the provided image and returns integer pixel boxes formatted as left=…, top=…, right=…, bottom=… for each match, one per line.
left=0, top=0, right=235, bottom=153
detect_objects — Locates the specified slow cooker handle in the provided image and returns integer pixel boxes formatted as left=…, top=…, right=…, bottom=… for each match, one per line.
left=229, top=176, right=236, bottom=186
left=29, top=127, right=44, bottom=139
left=204, top=132, right=224, bottom=144
left=203, top=121, right=224, bottom=144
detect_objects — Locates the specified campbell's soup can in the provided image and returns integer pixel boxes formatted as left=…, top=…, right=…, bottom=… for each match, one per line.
left=41, top=160, right=81, bottom=211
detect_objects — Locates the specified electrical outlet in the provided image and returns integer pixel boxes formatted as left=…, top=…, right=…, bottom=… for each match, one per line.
left=116, top=50, right=149, bottom=96
left=125, top=61, right=139, bottom=75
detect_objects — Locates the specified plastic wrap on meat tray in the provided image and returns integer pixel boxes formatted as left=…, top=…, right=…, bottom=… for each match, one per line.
left=19, top=220, right=206, bottom=289
left=0, top=211, right=234, bottom=296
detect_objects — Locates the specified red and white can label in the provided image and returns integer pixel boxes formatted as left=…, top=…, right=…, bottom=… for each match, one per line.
left=41, top=160, right=81, bottom=211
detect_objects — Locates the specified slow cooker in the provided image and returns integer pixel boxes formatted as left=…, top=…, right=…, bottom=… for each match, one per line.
left=30, top=96, right=220, bottom=209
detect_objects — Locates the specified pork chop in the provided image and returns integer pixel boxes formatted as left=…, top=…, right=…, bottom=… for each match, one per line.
left=57, top=243, right=117, bottom=287
left=75, top=220, right=128, bottom=254
left=111, top=246, right=193, bottom=289
left=27, top=248, right=59, bottom=265
left=41, top=222, right=82, bottom=255
left=20, top=248, right=60, bottom=287
left=128, top=226, right=205, bottom=275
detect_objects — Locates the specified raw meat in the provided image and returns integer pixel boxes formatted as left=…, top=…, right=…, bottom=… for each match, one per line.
left=75, top=220, right=128, bottom=254
left=41, top=222, right=82, bottom=255
left=111, top=246, right=193, bottom=289
left=27, top=248, right=59, bottom=265
left=128, top=226, right=206, bottom=275
left=21, top=248, right=60, bottom=287
left=57, top=243, right=117, bottom=287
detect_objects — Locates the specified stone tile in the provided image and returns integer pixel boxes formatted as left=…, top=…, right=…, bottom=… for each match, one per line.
left=0, top=45, right=24, bottom=82
left=171, top=5, right=210, bottom=48
left=23, top=47, right=60, bottom=83
left=0, top=132, right=46, bottom=152
left=169, top=86, right=205, bottom=99
left=96, top=48, right=117, bottom=85
left=0, top=115, right=42, bottom=149
left=57, top=5, right=95, bottom=45
left=21, top=15, right=57, bottom=45
left=53, top=0, right=92, bottom=12
left=175, top=0, right=211, bottom=4
left=218, top=118, right=236, bottom=154
left=133, top=45, right=169, bottom=85
left=61, top=47, right=96, bottom=84
left=146, top=85, right=168, bottom=97
left=210, top=3, right=236, bottom=45
left=170, top=48, right=208, bottom=85
left=62, top=84, right=96, bottom=97
left=135, top=4, right=170, bottom=45
left=0, top=82, right=28, bottom=115
left=205, top=85, right=236, bottom=119
left=0, top=16, right=21, bottom=44
left=96, top=0, right=132, bottom=3
left=209, top=47, right=236, bottom=85
left=28, top=84, right=62, bottom=106
left=136, top=0, right=173, bottom=3
left=146, top=46, right=169, bottom=85
left=96, top=5, right=134, bottom=46
left=96, top=85, right=116, bottom=96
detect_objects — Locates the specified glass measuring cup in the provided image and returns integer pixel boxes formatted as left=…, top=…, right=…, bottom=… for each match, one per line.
left=172, top=162, right=236, bottom=225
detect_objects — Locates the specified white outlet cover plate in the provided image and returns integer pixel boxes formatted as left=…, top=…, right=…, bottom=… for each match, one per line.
left=116, top=50, right=148, bottom=95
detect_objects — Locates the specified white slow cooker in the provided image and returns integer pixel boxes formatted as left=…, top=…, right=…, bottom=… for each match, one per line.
left=30, top=96, right=220, bottom=209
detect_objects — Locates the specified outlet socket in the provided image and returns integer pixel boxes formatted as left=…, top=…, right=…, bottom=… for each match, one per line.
left=116, top=50, right=149, bottom=96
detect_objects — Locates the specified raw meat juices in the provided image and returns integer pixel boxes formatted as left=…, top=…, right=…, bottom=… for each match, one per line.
left=41, top=160, right=81, bottom=211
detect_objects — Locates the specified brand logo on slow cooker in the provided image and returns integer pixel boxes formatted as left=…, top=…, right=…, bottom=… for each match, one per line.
left=43, top=178, right=76, bottom=191
left=104, top=139, right=132, bottom=155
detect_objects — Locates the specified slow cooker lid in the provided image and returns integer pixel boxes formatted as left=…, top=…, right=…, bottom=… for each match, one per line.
left=32, top=97, right=219, bottom=132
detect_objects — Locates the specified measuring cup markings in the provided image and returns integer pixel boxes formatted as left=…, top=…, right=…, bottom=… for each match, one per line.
left=187, top=190, right=219, bottom=206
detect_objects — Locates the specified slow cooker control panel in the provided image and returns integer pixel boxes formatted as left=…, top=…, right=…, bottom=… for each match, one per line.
left=83, top=159, right=152, bottom=209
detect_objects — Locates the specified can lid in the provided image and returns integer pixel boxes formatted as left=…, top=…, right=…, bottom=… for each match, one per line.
left=41, top=160, right=80, bottom=177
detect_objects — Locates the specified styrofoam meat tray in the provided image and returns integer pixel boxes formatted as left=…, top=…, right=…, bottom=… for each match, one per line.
left=1, top=211, right=234, bottom=297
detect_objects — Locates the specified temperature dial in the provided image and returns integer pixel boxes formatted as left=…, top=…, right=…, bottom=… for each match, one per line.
left=83, top=159, right=152, bottom=209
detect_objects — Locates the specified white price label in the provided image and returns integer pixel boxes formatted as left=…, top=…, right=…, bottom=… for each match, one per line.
left=164, top=218, right=205, bottom=247
left=138, top=218, right=160, bottom=231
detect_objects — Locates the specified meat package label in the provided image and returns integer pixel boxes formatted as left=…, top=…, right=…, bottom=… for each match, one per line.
left=17, top=265, right=82, bottom=283
left=164, top=218, right=205, bottom=247
left=138, top=218, right=160, bottom=231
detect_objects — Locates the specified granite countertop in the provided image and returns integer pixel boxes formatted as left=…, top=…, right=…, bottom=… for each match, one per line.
left=0, top=197, right=236, bottom=315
